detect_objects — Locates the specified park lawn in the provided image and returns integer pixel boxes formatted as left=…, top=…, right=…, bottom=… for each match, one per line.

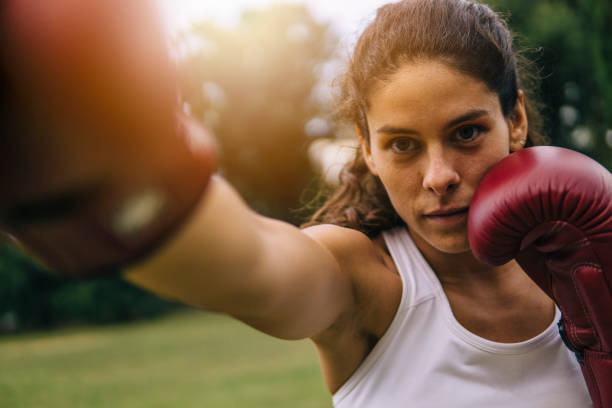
left=0, top=310, right=331, bottom=408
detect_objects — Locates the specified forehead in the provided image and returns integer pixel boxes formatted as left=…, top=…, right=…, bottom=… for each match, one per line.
left=366, top=59, right=502, bottom=129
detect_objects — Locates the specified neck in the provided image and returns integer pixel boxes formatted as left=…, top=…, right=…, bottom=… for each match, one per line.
left=408, top=229, right=516, bottom=288
left=407, top=229, right=555, bottom=342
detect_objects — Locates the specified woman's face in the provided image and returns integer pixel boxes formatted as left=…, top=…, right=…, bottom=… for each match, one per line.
left=362, top=59, right=527, bottom=255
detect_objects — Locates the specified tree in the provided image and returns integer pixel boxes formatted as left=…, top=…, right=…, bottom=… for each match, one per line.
left=490, top=0, right=612, bottom=167
left=0, top=239, right=176, bottom=333
left=178, top=4, right=336, bottom=222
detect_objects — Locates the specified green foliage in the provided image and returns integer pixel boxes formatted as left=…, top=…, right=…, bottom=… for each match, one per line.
left=490, top=0, right=611, bottom=167
left=0, top=242, right=60, bottom=331
left=48, top=277, right=177, bottom=324
left=0, top=241, right=176, bottom=333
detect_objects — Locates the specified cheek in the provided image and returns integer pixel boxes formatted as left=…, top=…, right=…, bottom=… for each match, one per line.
left=472, top=141, right=511, bottom=184
left=461, top=128, right=512, bottom=187
left=375, top=165, right=419, bottom=220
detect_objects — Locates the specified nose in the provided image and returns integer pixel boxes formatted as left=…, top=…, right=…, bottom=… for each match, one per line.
left=422, top=149, right=460, bottom=196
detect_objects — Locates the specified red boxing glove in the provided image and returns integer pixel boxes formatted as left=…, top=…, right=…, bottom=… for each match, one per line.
left=0, top=0, right=215, bottom=276
left=468, top=146, right=612, bottom=408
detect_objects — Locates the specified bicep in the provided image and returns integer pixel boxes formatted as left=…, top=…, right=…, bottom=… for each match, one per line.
left=230, top=221, right=356, bottom=340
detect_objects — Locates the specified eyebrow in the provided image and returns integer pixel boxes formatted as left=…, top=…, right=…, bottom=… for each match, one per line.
left=376, top=109, right=490, bottom=135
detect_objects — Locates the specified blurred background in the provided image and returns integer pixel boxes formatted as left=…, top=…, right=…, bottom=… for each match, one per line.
left=1, top=0, right=610, bottom=407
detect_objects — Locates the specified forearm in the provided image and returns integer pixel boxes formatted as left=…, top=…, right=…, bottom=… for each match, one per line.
left=124, top=176, right=350, bottom=339
left=124, top=176, right=267, bottom=309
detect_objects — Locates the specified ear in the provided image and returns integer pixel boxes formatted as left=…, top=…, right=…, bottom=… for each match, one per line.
left=356, top=125, right=378, bottom=176
left=508, top=90, right=528, bottom=152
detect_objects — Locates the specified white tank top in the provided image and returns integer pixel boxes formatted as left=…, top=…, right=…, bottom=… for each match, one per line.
left=332, top=227, right=592, bottom=408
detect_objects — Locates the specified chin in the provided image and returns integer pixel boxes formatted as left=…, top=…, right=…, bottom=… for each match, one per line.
left=439, top=242, right=472, bottom=255
left=428, top=235, right=470, bottom=254
left=429, top=227, right=470, bottom=252
left=409, top=228, right=471, bottom=255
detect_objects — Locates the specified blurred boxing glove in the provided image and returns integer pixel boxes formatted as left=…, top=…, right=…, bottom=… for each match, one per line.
left=0, top=0, right=215, bottom=277
left=468, top=146, right=612, bottom=408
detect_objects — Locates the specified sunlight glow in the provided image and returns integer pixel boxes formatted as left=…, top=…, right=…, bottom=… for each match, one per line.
left=157, top=0, right=388, bottom=46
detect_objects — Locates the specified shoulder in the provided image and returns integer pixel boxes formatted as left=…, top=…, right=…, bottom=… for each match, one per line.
left=303, top=225, right=402, bottom=391
left=302, top=224, right=384, bottom=266
left=303, top=224, right=402, bottom=338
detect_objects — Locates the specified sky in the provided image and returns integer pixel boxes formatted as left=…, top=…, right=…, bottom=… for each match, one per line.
left=155, top=0, right=392, bottom=103
left=156, top=0, right=389, bottom=47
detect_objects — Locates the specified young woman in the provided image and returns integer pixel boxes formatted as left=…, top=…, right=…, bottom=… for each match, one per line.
left=123, top=1, right=592, bottom=406
left=2, top=0, right=599, bottom=406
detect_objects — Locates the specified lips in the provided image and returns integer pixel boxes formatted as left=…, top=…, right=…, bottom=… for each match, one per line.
left=422, top=206, right=470, bottom=227
left=424, top=206, right=469, bottom=217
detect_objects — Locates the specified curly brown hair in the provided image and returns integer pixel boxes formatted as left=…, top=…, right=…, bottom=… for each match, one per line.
left=304, top=0, right=547, bottom=236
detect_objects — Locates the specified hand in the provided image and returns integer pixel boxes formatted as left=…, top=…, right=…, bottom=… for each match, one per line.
left=468, top=146, right=612, bottom=408
left=0, top=0, right=216, bottom=276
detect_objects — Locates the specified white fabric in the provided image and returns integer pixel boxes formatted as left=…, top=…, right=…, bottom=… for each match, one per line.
left=332, top=227, right=592, bottom=408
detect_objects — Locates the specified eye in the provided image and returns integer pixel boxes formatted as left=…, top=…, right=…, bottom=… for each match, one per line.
left=454, top=125, right=485, bottom=143
left=390, top=138, right=418, bottom=153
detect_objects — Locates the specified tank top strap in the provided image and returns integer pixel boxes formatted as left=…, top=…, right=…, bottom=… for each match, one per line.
left=382, top=226, right=437, bottom=308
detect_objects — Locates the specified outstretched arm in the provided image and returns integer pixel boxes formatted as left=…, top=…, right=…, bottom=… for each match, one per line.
left=125, top=176, right=353, bottom=340
left=0, top=0, right=355, bottom=341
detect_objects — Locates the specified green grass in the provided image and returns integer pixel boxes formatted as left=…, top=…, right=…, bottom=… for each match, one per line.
left=0, top=310, right=331, bottom=407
